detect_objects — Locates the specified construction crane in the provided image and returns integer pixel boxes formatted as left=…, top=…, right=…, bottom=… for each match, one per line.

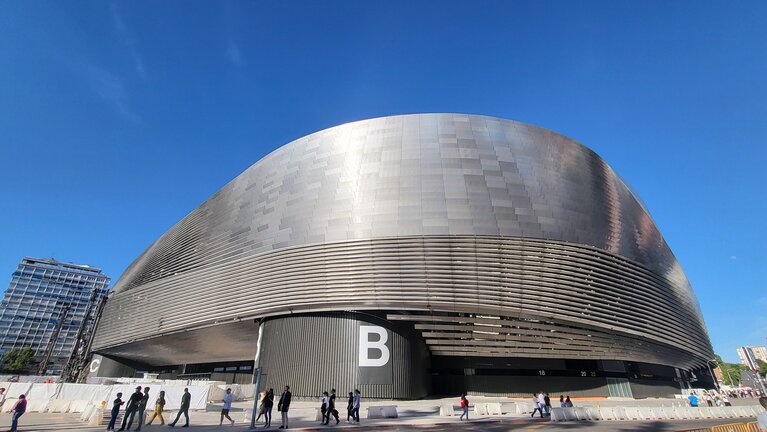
left=61, top=290, right=108, bottom=382
left=38, top=303, right=71, bottom=376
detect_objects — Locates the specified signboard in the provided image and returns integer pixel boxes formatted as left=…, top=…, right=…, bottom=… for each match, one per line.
left=358, top=325, right=392, bottom=384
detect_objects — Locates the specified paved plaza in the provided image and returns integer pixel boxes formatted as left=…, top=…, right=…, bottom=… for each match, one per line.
left=0, top=412, right=756, bottom=432
left=0, top=396, right=760, bottom=432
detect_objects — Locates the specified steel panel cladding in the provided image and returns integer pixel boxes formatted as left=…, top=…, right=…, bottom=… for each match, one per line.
left=92, top=114, right=713, bottom=376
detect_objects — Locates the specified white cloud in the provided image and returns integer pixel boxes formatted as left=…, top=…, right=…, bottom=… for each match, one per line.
left=110, top=2, right=146, bottom=79
left=730, top=255, right=737, bottom=260
left=72, top=61, right=141, bottom=124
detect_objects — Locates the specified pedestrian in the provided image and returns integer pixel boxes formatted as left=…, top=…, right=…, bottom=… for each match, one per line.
left=9, top=394, right=27, bottom=432
left=262, top=388, right=274, bottom=428
left=108, top=392, right=125, bottom=431
left=543, top=393, right=551, bottom=416
left=118, top=386, right=143, bottom=431
left=530, top=393, right=544, bottom=418
left=134, top=386, right=150, bottom=431
left=346, top=392, right=354, bottom=422
left=459, top=393, right=469, bottom=421
left=146, top=390, right=166, bottom=426
left=255, top=391, right=266, bottom=424
left=564, top=396, right=573, bottom=408
left=219, top=388, right=235, bottom=426
left=169, top=387, right=191, bottom=428
left=688, top=393, right=699, bottom=407
left=723, top=395, right=732, bottom=406
left=277, top=385, right=291, bottom=429
left=559, top=395, right=565, bottom=407
left=328, top=389, right=339, bottom=425
left=351, top=389, right=360, bottom=423
left=320, top=391, right=329, bottom=425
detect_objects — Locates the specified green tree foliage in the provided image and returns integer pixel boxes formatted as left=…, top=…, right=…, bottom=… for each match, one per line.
left=715, top=354, right=748, bottom=386
left=1, top=346, right=36, bottom=373
left=758, top=359, right=767, bottom=376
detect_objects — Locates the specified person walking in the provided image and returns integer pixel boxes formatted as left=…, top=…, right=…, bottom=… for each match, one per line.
left=9, top=394, right=27, bottom=432
left=346, top=392, right=354, bottom=422
left=320, top=391, right=330, bottom=425
left=688, top=393, right=699, bottom=407
left=262, top=388, right=274, bottom=428
left=559, top=395, right=565, bottom=407
left=564, top=396, right=573, bottom=407
left=108, top=392, right=125, bottom=431
left=459, top=393, right=469, bottom=421
left=169, top=387, right=191, bottom=428
left=543, top=393, right=551, bottom=416
left=146, top=390, right=166, bottom=426
left=530, top=393, right=544, bottom=418
left=219, top=388, right=235, bottom=426
left=133, top=387, right=150, bottom=431
left=328, top=389, right=339, bottom=425
left=118, top=386, right=143, bottom=431
left=255, top=391, right=266, bottom=425
left=351, top=390, right=360, bottom=423
left=277, top=385, right=291, bottom=429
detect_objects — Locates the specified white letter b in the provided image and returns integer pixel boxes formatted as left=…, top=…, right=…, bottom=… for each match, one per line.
left=359, top=325, right=390, bottom=367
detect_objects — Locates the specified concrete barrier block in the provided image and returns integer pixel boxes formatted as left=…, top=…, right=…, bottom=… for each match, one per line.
left=550, top=408, right=567, bottom=422
left=381, top=406, right=398, bottom=418
left=367, top=407, right=383, bottom=419
left=585, top=406, right=602, bottom=420
left=599, top=407, right=615, bottom=420
left=487, top=402, right=502, bottom=415
left=439, top=403, right=454, bottom=416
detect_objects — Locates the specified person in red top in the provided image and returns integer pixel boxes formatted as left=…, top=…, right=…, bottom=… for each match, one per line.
left=459, top=393, right=469, bottom=421
left=10, top=394, right=27, bottom=432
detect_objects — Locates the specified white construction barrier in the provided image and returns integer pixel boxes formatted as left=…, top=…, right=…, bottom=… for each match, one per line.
left=601, top=407, right=616, bottom=420
left=439, top=403, right=454, bottom=416
left=473, top=403, right=487, bottom=416
left=6, top=382, right=31, bottom=397
left=486, top=402, right=502, bottom=415
left=67, top=399, right=91, bottom=413
left=48, top=399, right=71, bottom=413
left=58, top=383, right=111, bottom=403
left=1, top=399, right=19, bottom=413
left=26, top=383, right=60, bottom=412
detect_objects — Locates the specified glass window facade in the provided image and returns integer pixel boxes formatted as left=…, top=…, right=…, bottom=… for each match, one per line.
left=0, top=257, right=110, bottom=374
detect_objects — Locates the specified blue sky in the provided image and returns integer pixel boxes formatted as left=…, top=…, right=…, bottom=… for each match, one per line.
left=1, top=1, right=765, bottom=363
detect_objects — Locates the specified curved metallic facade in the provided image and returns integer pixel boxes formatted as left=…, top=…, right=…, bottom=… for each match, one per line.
left=93, top=114, right=713, bottom=387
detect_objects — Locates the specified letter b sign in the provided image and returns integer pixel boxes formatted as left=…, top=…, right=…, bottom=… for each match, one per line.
left=359, top=326, right=390, bottom=367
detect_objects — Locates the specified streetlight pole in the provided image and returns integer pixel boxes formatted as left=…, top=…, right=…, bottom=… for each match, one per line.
left=250, top=322, right=264, bottom=430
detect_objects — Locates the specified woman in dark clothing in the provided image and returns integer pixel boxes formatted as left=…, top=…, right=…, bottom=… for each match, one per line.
left=347, top=392, right=354, bottom=422
left=262, top=388, right=274, bottom=428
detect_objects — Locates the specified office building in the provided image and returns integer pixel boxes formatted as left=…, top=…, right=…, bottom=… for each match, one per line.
left=737, top=346, right=767, bottom=370
left=0, top=257, right=110, bottom=374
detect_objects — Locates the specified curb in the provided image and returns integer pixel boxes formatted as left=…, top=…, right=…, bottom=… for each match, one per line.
left=265, top=417, right=550, bottom=431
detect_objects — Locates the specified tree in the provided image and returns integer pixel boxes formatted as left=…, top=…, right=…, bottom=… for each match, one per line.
left=1, top=346, right=36, bottom=373
left=715, top=354, right=748, bottom=386
left=758, top=359, right=767, bottom=376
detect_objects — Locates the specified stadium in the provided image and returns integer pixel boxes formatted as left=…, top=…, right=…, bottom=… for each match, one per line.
left=90, top=113, right=715, bottom=399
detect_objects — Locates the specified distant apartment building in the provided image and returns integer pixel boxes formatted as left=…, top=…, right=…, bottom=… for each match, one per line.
left=0, top=257, right=110, bottom=374
left=736, top=346, right=767, bottom=370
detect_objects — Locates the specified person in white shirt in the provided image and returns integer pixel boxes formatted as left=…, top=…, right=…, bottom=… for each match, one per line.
left=530, top=394, right=544, bottom=418
left=538, top=392, right=548, bottom=415
left=219, top=388, right=235, bottom=426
